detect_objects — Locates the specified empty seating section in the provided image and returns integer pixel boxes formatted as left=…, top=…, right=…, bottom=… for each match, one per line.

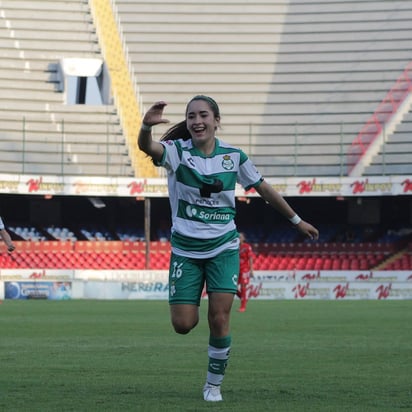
left=1, top=1, right=411, bottom=177
left=114, top=0, right=412, bottom=177
left=1, top=224, right=411, bottom=270
left=8, top=225, right=47, bottom=241
left=254, top=254, right=383, bottom=271
left=238, top=223, right=386, bottom=245
left=0, top=0, right=134, bottom=176
left=253, top=242, right=394, bottom=271
left=0, top=240, right=170, bottom=270
left=116, top=224, right=145, bottom=241
left=80, top=225, right=116, bottom=241
left=45, top=226, right=77, bottom=242
left=0, top=240, right=404, bottom=270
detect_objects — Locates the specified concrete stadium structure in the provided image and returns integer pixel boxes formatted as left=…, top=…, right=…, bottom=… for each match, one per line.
left=0, top=0, right=411, bottom=177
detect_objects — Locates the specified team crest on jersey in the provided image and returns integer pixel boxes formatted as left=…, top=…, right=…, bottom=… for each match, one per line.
left=222, top=155, right=234, bottom=170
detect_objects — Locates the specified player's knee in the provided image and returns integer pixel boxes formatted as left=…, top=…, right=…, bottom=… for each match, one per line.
left=172, top=318, right=198, bottom=335
left=173, top=325, right=191, bottom=335
left=170, top=304, right=199, bottom=334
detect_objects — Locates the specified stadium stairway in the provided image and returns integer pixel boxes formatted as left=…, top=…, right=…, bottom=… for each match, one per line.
left=363, top=110, right=412, bottom=176
left=374, top=243, right=412, bottom=270
left=89, top=0, right=158, bottom=178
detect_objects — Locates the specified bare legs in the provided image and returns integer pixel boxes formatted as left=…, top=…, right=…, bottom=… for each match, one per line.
left=170, top=292, right=235, bottom=401
left=169, top=292, right=234, bottom=335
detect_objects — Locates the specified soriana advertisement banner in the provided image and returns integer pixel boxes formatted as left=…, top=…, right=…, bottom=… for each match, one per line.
left=0, top=174, right=411, bottom=197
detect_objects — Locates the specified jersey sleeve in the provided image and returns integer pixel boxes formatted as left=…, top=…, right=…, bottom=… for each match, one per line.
left=237, top=150, right=263, bottom=191
left=155, top=140, right=182, bottom=172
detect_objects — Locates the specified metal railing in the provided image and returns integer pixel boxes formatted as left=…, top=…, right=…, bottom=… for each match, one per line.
left=5, top=117, right=131, bottom=177
left=2, top=116, right=407, bottom=177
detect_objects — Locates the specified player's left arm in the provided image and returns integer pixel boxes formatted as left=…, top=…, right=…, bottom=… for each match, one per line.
left=0, top=229, right=15, bottom=252
left=255, top=180, right=319, bottom=240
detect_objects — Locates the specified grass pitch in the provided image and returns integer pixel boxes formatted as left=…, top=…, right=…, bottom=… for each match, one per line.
left=0, top=299, right=411, bottom=411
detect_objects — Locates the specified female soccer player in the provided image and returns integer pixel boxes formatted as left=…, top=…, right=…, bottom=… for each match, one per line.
left=138, top=96, right=319, bottom=402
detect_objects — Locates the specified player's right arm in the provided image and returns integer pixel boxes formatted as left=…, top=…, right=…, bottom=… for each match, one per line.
left=138, top=127, right=164, bottom=164
left=138, top=101, right=170, bottom=164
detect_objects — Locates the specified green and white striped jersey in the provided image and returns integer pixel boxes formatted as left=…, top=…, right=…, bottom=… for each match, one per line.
left=157, top=137, right=263, bottom=258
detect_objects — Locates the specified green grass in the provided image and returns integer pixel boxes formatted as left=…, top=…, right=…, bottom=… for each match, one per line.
left=0, top=300, right=411, bottom=411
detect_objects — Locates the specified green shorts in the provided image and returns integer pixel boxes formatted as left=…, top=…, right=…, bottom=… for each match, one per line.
left=169, top=248, right=240, bottom=305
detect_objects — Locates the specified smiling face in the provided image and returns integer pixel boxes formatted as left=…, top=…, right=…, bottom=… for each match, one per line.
left=186, top=98, right=220, bottom=152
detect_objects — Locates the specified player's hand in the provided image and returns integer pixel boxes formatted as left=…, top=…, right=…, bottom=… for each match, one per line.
left=142, top=101, right=170, bottom=127
left=7, top=245, right=15, bottom=253
left=296, top=221, right=319, bottom=241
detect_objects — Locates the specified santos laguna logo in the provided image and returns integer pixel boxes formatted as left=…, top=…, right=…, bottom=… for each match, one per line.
left=185, top=205, right=231, bottom=222
left=186, top=205, right=198, bottom=218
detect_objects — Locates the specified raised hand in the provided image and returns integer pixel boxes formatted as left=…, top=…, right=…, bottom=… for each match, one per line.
left=142, top=101, right=170, bottom=127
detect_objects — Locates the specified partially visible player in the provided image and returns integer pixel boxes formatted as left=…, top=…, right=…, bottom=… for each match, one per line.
left=237, top=232, right=254, bottom=312
left=0, top=216, right=15, bottom=252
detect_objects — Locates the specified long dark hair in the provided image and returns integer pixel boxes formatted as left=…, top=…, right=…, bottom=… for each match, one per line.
left=160, top=95, right=221, bottom=141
